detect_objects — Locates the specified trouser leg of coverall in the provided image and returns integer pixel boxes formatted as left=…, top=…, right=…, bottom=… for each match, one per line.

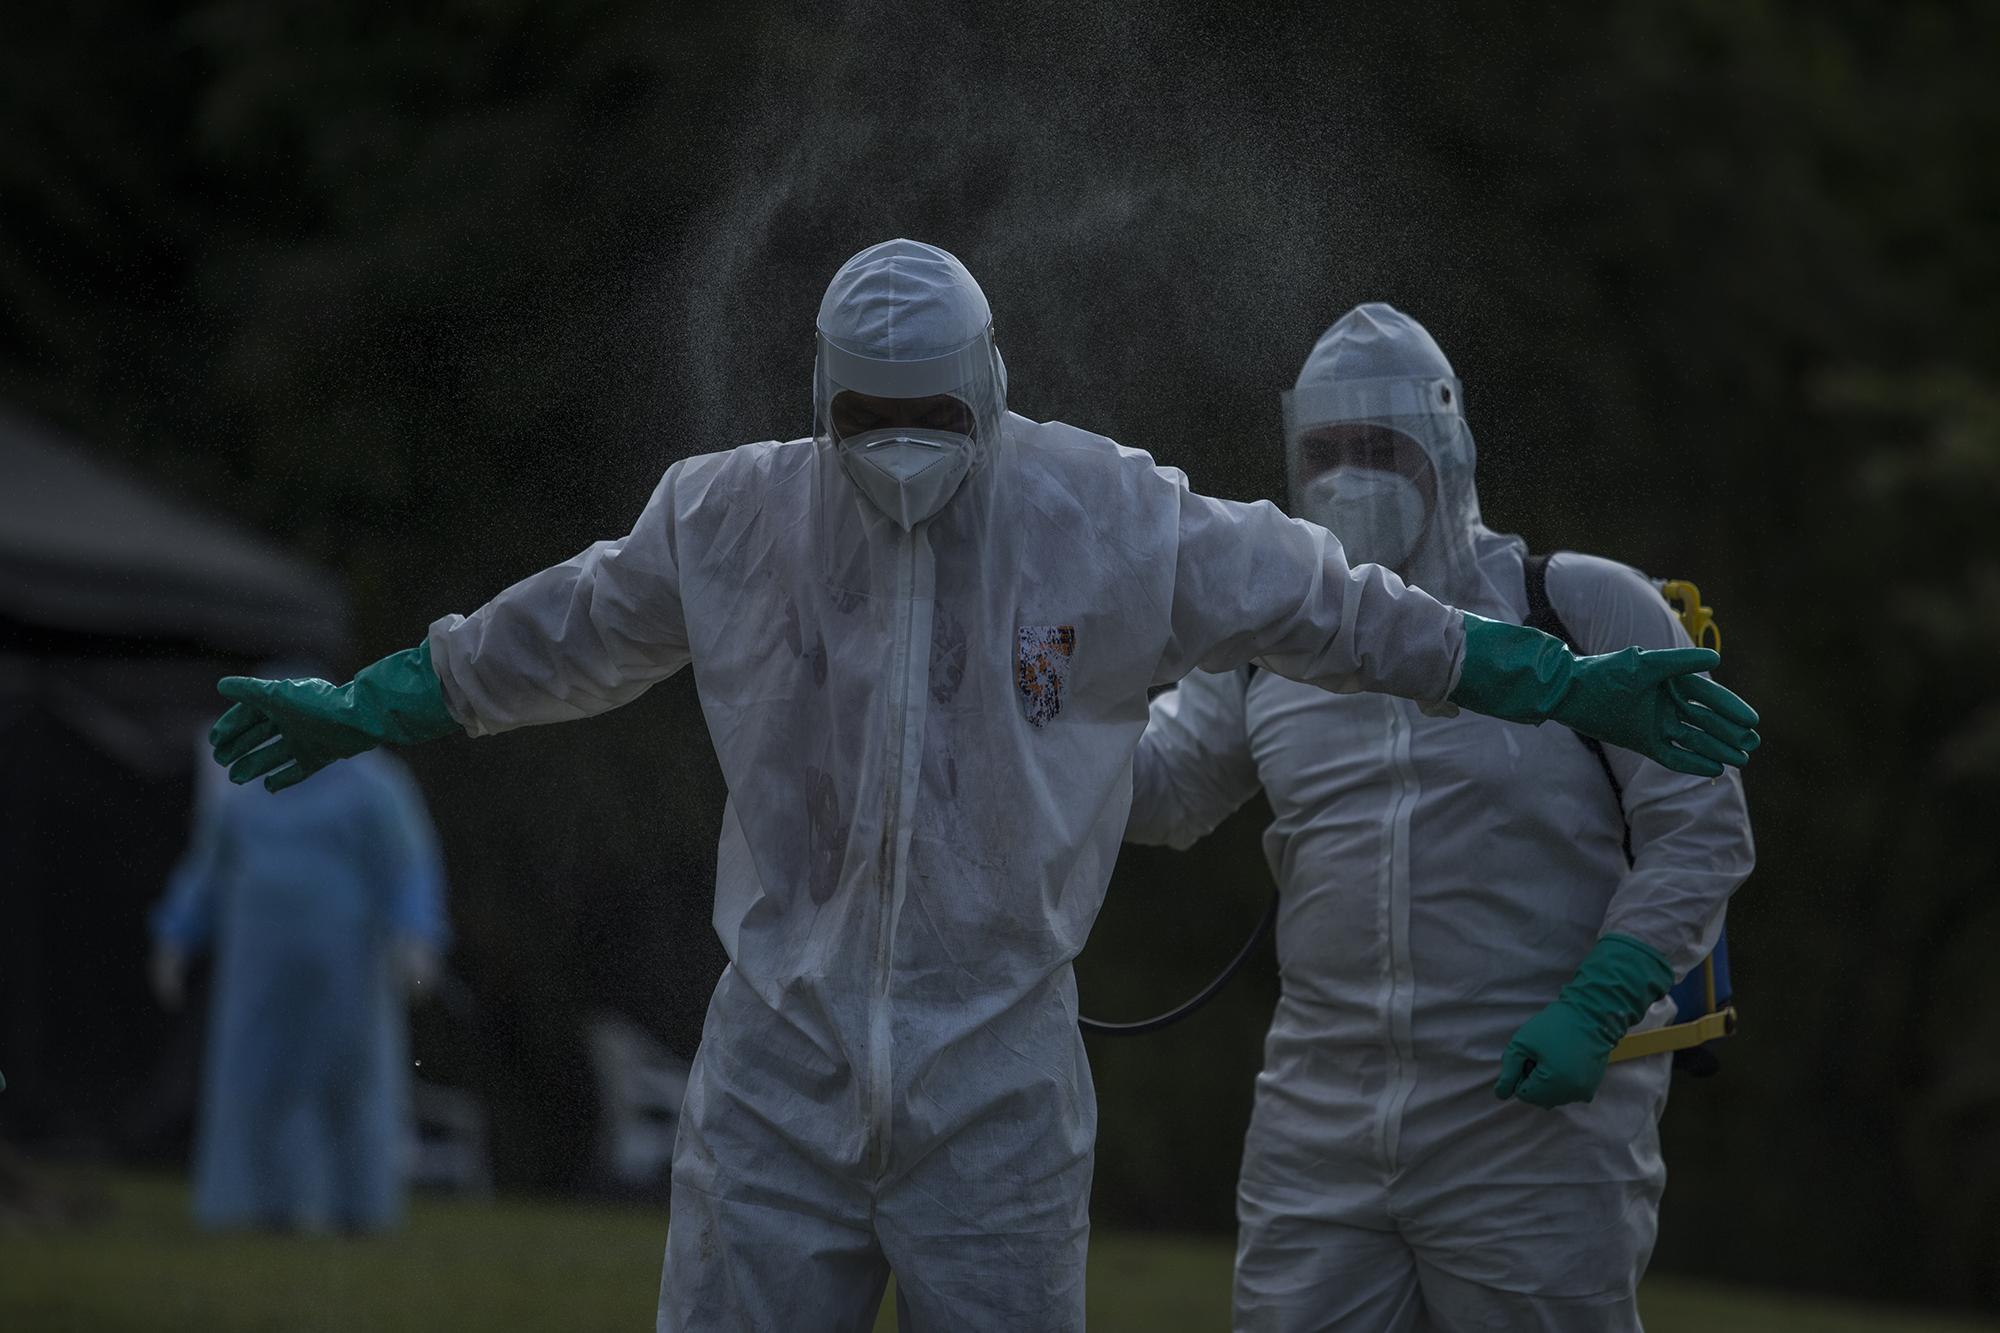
left=872, top=1005, right=1094, bottom=1332
left=656, top=1017, right=892, bottom=1333
left=1232, top=1182, right=1655, bottom=1332
left=1415, top=1264, right=1642, bottom=1332
left=1402, top=1181, right=1659, bottom=1333
left=876, top=1200, right=1089, bottom=1331
left=1233, top=1212, right=1426, bottom=1333
left=656, top=1181, right=890, bottom=1333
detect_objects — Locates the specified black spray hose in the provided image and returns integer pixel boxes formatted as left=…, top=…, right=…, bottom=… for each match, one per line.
left=1078, top=892, right=1280, bottom=1038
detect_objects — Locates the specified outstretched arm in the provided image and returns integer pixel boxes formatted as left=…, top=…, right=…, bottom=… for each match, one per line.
left=1153, top=471, right=1760, bottom=776
left=212, top=464, right=694, bottom=790
left=1154, top=471, right=1466, bottom=704
left=423, top=465, right=692, bottom=736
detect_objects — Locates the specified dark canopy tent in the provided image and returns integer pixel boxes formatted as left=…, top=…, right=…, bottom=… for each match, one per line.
left=0, top=407, right=347, bottom=1150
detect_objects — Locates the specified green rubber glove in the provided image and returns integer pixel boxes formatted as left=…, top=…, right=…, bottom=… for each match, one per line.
left=210, top=641, right=460, bottom=792
left=1449, top=614, right=1761, bottom=778
left=1495, top=934, right=1674, bottom=1108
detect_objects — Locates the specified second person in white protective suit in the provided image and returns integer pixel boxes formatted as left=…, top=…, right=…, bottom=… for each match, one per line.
left=202, top=248, right=1759, bottom=1333
left=1127, top=303, right=1757, bottom=1332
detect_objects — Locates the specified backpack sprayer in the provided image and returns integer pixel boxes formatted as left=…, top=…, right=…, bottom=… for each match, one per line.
left=1606, top=577, right=1737, bottom=1067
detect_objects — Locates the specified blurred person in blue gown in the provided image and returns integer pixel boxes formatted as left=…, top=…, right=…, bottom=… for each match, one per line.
left=150, top=693, right=449, bottom=1235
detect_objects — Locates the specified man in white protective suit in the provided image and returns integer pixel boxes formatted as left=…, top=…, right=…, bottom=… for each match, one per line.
left=1126, top=302, right=1758, bottom=1332
left=204, top=250, right=1759, bottom=1332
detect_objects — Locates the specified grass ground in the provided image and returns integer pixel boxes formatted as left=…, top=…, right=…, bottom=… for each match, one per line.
left=1, top=1172, right=1991, bottom=1332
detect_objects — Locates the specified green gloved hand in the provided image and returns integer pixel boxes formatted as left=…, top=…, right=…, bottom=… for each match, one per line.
left=211, top=641, right=460, bottom=792
left=1449, top=614, right=1761, bottom=777
left=1496, top=935, right=1674, bottom=1108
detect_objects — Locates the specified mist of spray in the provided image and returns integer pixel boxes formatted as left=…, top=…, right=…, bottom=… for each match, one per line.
left=640, top=3, right=1425, bottom=506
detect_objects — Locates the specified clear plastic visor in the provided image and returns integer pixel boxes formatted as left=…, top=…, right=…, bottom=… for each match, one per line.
left=1281, top=374, right=1462, bottom=512
left=1284, top=374, right=1463, bottom=428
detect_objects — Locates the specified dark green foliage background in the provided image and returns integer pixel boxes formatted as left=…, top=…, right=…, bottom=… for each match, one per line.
left=4, top=0, right=1995, bottom=1308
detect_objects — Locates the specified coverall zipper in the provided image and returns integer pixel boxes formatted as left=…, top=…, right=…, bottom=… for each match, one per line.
left=867, top=533, right=919, bottom=1178
left=1375, top=697, right=1422, bottom=1175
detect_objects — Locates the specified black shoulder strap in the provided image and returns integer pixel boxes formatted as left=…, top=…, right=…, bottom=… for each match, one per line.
left=1521, top=553, right=1564, bottom=642
left=1523, top=553, right=1634, bottom=867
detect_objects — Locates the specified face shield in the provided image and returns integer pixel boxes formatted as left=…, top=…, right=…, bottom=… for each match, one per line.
left=813, top=241, right=1007, bottom=531
left=1282, top=306, right=1489, bottom=604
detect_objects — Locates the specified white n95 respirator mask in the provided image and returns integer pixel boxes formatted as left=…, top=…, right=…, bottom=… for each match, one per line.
left=1298, top=466, right=1430, bottom=572
left=834, top=427, right=976, bottom=531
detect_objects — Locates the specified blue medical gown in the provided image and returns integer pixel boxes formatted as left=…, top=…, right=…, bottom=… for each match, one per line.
left=153, top=748, right=449, bottom=1231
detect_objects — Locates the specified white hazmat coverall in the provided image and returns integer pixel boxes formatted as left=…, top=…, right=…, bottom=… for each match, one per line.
left=423, top=245, right=1471, bottom=1332
left=1128, top=305, right=1756, bottom=1332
